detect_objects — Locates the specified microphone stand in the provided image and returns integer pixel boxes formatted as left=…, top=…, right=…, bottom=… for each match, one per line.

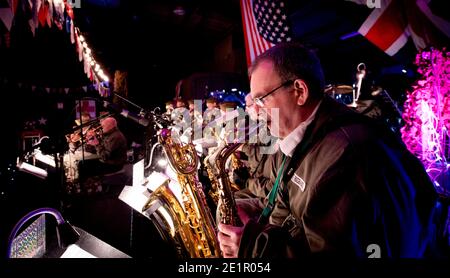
left=108, top=93, right=172, bottom=171
left=109, top=92, right=171, bottom=128
left=112, top=92, right=146, bottom=117
left=78, top=99, right=86, bottom=166
left=71, top=113, right=112, bottom=133
left=350, top=63, right=366, bottom=108
left=110, top=92, right=154, bottom=171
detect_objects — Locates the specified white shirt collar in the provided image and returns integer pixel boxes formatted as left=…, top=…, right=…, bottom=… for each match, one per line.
left=279, top=100, right=321, bottom=157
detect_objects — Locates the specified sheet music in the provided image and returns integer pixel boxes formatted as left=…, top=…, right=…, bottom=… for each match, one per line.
left=60, top=244, right=97, bottom=258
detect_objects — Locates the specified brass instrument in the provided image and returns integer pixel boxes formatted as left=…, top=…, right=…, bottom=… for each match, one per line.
left=66, top=124, right=102, bottom=144
left=204, top=151, right=221, bottom=205
left=142, top=128, right=221, bottom=258
left=203, top=122, right=246, bottom=205
left=204, top=147, right=244, bottom=206
left=84, top=125, right=103, bottom=144
left=204, top=120, right=249, bottom=206
left=203, top=128, right=223, bottom=204
left=214, top=122, right=263, bottom=226
left=215, top=142, right=243, bottom=226
left=230, top=152, right=247, bottom=191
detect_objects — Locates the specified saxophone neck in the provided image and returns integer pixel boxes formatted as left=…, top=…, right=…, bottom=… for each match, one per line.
left=216, top=143, right=243, bottom=169
left=159, top=128, right=199, bottom=175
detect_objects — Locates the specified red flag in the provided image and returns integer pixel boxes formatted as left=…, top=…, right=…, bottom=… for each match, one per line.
left=358, top=0, right=450, bottom=56
left=38, top=2, right=49, bottom=27
left=0, top=3, right=14, bottom=31
left=240, top=0, right=293, bottom=67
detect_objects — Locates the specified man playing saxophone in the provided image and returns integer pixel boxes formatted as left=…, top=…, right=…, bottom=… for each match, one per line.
left=233, top=93, right=278, bottom=200
left=217, top=42, right=437, bottom=259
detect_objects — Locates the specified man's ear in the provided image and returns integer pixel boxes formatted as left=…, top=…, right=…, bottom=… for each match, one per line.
left=294, top=79, right=309, bottom=106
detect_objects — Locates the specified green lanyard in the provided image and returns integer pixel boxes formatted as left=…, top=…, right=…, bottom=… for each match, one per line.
left=258, top=154, right=288, bottom=224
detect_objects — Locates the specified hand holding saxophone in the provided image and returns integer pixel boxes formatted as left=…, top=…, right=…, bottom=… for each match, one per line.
left=217, top=223, right=243, bottom=258
left=217, top=201, right=253, bottom=258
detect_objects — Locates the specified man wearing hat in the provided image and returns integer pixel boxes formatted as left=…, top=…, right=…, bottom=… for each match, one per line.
left=203, top=97, right=219, bottom=126
left=188, top=99, right=203, bottom=126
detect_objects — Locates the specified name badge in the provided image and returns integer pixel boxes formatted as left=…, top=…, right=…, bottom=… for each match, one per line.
left=291, top=174, right=305, bottom=192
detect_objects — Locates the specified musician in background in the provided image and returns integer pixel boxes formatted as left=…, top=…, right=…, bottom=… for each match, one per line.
left=175, top=98, right=186, bottom=109
left=164, top=100, right=174, bottom=120
left=203, top=97, right=220, bottom=126
left=64, top=112, right=99, bottom=184
left=66, top=112, right=96, bottom=154
left=187, top=99, right=203, bottom=127
left=79, top=116, right=128, bottom=180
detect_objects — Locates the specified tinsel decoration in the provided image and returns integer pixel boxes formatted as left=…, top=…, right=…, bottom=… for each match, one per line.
left=400, top=48, right=450, bottom=187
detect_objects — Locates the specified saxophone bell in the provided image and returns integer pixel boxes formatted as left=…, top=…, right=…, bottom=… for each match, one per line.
left=143, top=128, right=221, bottom=258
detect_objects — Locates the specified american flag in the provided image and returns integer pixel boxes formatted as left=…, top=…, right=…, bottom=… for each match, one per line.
left=358, top=0, right=450, bottom=56
left=240, top=0, right=293, bottom=67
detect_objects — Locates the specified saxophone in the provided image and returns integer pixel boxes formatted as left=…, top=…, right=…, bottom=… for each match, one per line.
left=204, top=153, right=221, bottom=205
left=204, top=145, right=246, bottom=206
left=142, top=128, right=221, bottom=258
left=215, top=142, right=243, bottom=226
left=213, top=122, right=262, bottom=225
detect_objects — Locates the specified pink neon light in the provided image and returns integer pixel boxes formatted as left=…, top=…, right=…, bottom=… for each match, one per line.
left=400, top=48, right=449, bottom=183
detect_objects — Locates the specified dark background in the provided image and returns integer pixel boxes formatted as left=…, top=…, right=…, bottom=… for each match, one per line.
left=0, top=0, right=448, bottom=260
left=1, top=0, right=437, bottom=160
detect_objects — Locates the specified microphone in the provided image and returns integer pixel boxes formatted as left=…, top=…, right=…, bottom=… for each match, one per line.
left=352, top=62, right=366, bottom=105
left=356, top=63, right=366, bottom=79
left=103, top=101, right=149, bottom=127
left=120, top=109, right=150, bottom=127
left=32, top=136, right=50, bottom=148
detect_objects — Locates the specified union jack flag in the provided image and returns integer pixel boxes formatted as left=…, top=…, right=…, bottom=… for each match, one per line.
left=358, top=0, right=450, bottom=56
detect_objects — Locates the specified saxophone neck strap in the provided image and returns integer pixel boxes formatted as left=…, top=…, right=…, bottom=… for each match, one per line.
left=258, top=154, right=288, bottom=224
left=257, top=112, right=369, bottom=225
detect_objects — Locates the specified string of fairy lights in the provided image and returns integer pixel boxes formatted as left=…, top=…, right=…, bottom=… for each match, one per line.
left=75, top=28, right=108, bottom=80
left=73, top=26, right=110, bottom=97
left=0, top=0, right=111, bottom=97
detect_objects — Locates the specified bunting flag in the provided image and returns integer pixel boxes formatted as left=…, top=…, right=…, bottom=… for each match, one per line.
left=46, top=0, right=52, bottom=27
left=28, top=0, right=41, bottom=36
left=0, top=0, right=111, bottom=97
left=0, top=1, right=14, bottom=31
left=358, top=0, right=450, bottom=56
left=2, top=77, right=110, bottom=96
left=240, top=0, right=293, bottom=67
left=11, top=0, right=19, bottom=15
left=53, top=0, right=64, bottom=30
left=38, top=0, right=48, bottom=27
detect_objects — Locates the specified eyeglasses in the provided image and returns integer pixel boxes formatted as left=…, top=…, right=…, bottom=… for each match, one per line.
left=253, top=80, right=294, bottom=108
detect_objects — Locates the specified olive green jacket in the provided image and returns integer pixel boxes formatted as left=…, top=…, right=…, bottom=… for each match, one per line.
left=238, top=96, right=437, bottom=258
